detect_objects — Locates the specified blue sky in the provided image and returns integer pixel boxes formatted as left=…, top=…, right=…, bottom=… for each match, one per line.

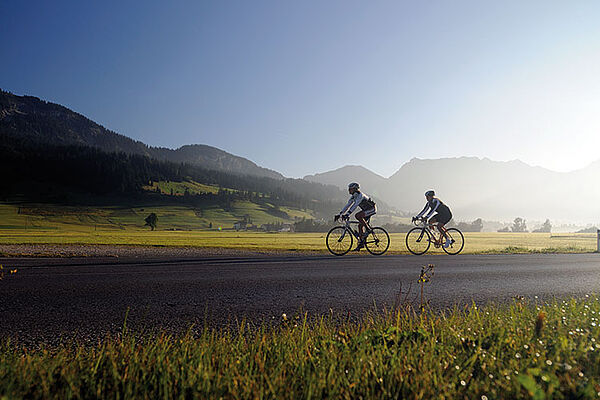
left=2, top=1, right=600, bottom=177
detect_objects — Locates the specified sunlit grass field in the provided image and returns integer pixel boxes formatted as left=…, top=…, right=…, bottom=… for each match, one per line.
left=0, top=202, right=313, bottom=232
left=0, top=229, right=597, bottom=254
left=0, top=203, right=596, bottom=253
left=2, top=298, right=600, bottom=399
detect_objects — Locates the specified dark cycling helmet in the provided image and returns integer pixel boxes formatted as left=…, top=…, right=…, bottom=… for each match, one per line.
left=348, top=182, right=360, bottom=190
left=425, top=190, right=435, bottom=196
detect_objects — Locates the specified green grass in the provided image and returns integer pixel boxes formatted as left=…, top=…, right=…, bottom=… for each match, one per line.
left=2, top=297, right=600, bottom=398
left=0, top=203, right=597, bottom=254
left=0, top=229, right=596, bottom=255
left=0, top=202, right=314, bottom=232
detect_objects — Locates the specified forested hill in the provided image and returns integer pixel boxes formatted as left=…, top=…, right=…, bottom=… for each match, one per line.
left=0, top=134, right=345, bottom=216
left=0, top=89, right=283, bottom=179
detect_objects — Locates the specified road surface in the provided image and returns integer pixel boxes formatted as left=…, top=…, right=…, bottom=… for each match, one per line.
left=1, top=253, right=600, bottom=343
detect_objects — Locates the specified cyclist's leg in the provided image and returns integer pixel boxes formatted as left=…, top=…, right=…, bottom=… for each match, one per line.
left=362, top=207, right=376, bottom=233
left=428, top=216, right=441, bottom=243
left=355, top=211, right=367, bottom=238
left=352, top=211, right=369, bottom=251
left=437, top=222, right=448, bottom=240
left=437, top=210, right=452, bottom=241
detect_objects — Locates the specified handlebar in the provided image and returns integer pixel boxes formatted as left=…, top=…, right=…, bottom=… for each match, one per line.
left=412, top=217, right=428, bottom=226
left=334, top=215, right=350, bottom=222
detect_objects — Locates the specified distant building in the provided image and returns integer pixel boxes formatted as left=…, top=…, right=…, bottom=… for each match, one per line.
left=233, top=221, right=247, bottom=231
left=279, top=224, right=293, bottom=232
left=259, top=222, right=293, bottom=232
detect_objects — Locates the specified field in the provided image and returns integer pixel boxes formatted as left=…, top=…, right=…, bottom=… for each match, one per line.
left=2, top=297, right=600, bottom=398
left=1, top=229, right=597, bottom=254
left=0, top=203, right=597, bottom=254
left=0, top=202, right=313, bottom=232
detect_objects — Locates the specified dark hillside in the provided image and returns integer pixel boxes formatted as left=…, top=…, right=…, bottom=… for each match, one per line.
left=0, top=134, right=343, bottom=216
left=0, top=90, right=282, bottom=179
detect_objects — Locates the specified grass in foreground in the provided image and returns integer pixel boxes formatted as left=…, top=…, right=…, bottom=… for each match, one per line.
left=2, top=298, right=600, bottom=399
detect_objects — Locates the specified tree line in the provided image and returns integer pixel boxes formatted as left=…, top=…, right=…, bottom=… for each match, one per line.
left=497, top=218, right=552, bottom=233
left=292, top=217, right=486, bottom=233
left=0, top=134, right=344, bottom=216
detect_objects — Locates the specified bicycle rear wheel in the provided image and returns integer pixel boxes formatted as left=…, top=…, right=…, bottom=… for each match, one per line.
left=406, top=227, right=431, bottom=255
left=365, top=227, right=390, bottom=255
left=326, top=226, right=353, bottom=256
left=442, top=228, right=464, bottom=255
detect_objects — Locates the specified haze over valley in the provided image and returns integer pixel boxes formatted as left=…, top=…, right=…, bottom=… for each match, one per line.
left=2, top=89, right=598, bottom=227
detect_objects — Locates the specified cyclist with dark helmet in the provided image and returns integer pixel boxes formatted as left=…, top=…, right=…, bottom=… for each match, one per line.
left=412, top=190, right=453, bottom=248
left=335, top=182, right=377, bottom=251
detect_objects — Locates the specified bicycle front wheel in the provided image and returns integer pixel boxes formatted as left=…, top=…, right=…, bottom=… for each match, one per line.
left=326, top=226, right=353, bottom=256
left=442, top=228, right=464, bottom=255
left=406, top=227, right=431, bottom=255
left=365, top=227, right=390, bottom=255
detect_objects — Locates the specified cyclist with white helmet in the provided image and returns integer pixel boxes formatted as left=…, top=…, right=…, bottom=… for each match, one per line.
left=413, top=190, right=453, bottom=248
left=335, top=182, right=377, bottom=250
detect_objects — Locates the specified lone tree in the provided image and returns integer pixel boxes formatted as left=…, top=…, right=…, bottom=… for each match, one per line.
left=511, top=217, right=527, bottom=232
left=456, top=218, right=484, bottom=232
left=533, top=219, right=552, bottom=233
left=144, top=213, right=158, bottom=231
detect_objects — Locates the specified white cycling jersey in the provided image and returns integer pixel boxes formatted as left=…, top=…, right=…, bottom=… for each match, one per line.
left=416, top=198, right=449, bottom=219
left=339, top=191, right=375, bottom=216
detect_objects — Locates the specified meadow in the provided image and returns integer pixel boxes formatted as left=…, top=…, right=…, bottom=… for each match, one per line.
left=0, top=203, right=596, bottom=254
left=2, top=297, right=600, bottom=399
left=0, top=202, right=312, bottom=233
left=1, top=230, right=597, bottom=255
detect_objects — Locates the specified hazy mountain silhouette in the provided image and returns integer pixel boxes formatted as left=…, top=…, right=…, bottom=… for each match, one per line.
left=3, top=89, right=598, bottom=222
left=307, top=157, right=600, bottom=222
left=384, top=157, right=557, bottom=220
left=304, top=165, right=387, bottom=198
left=0, top=90, right=283, bottom=179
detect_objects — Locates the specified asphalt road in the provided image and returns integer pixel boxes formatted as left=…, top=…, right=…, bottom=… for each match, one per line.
left=2, top=253, right=600, bottom=343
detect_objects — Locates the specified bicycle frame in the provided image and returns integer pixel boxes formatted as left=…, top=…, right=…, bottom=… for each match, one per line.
left=413, top=219, right=442, bottom=245
left=336, top=220, right=361, bottom=242
left=406, top=218, right=463, bottom=255
left=337, top=218, right=373, bottom=239
left=327, top=216, right=390, bottom=256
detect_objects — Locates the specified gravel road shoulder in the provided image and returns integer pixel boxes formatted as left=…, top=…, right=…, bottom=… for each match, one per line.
left=0, top=244, right=325, bottom=259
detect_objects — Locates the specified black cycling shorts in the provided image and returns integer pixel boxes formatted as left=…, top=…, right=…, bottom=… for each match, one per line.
left=431, top=207, right=452, bottom=225
left=362, top=207, right=376, bottom=218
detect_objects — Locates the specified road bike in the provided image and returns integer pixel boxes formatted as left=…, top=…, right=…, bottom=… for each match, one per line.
left=405, top=218, right=464, bottom=255
left=326, top=216, right=390, bottom=256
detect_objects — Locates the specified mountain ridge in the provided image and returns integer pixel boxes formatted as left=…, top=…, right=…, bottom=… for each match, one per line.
left=0, top=90, right=283, bottom=179
left=4, top=88, right=600, bottom=222
left=304, top=165, right=386, bottom=194
left=308, top=156, right=600, bottom=222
